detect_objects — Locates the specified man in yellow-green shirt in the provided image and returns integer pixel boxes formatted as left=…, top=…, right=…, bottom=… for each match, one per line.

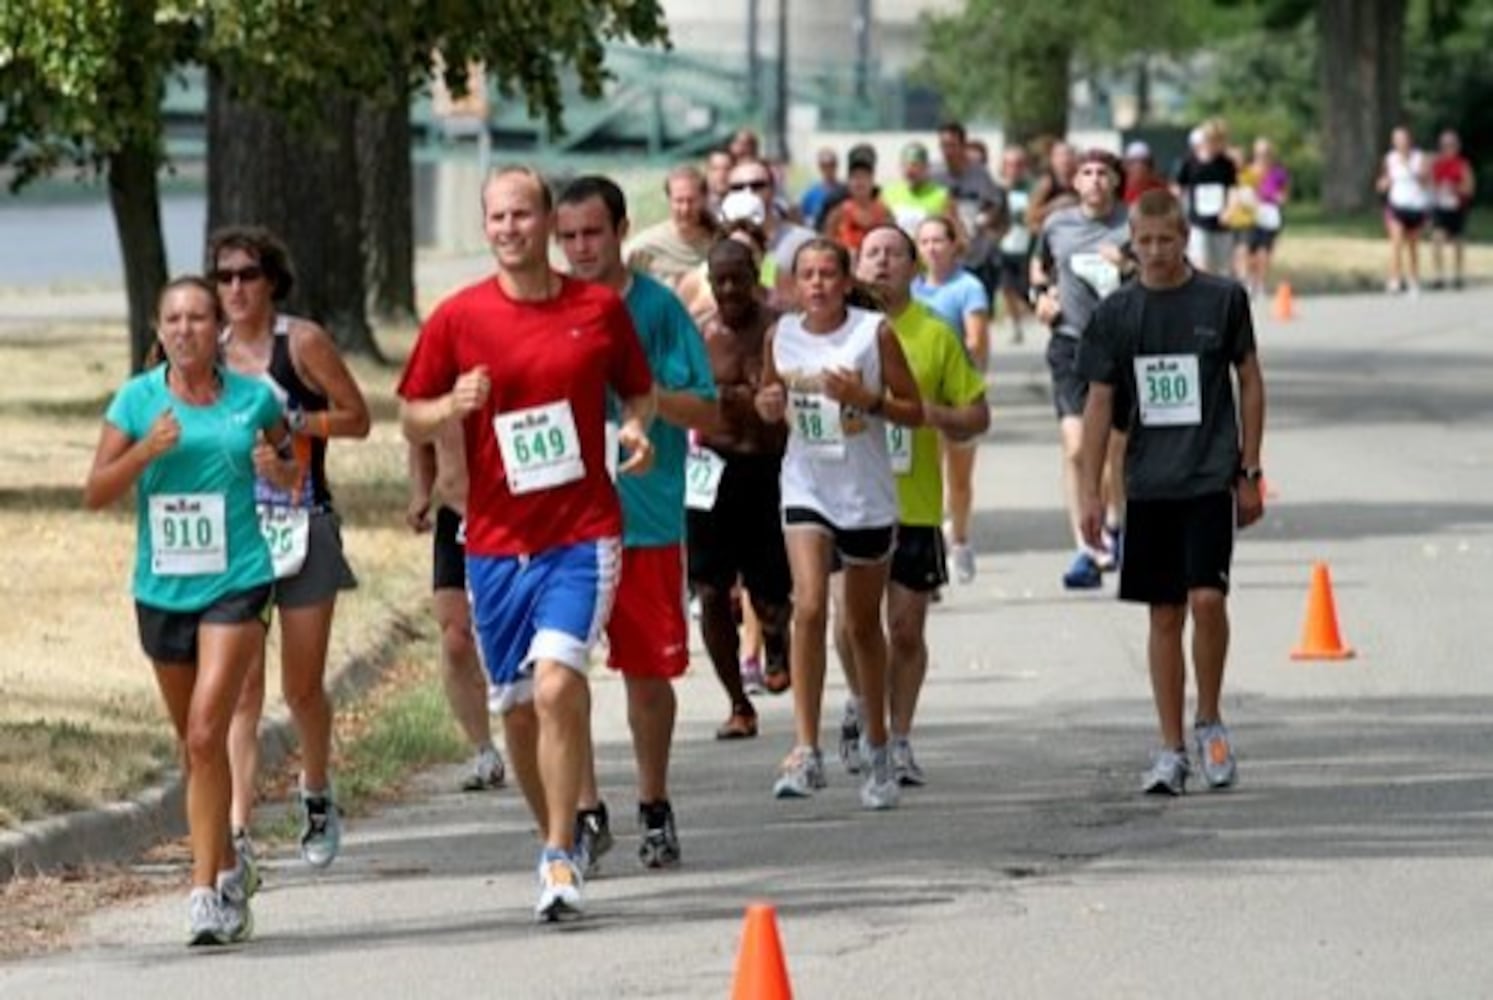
left=884, top=142, right=958, bottom=238
left=834, top=223, right=990, bottom=788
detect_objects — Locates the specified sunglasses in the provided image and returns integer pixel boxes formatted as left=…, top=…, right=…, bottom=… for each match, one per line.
left=213, top=265, right=265, bottom=286
left=729, top=179, right=771, bottom=192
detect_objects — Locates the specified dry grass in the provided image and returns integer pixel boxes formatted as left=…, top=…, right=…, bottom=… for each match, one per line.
left=1270, top=233, right=1493, bottom=293
left=0, top=321, right=431, bottom=828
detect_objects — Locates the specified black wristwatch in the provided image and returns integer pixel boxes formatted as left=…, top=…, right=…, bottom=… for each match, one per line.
left=1237, top=466, right=1264, bottom=484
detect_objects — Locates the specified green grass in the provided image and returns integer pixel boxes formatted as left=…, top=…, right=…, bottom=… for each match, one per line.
left=0, top=719, right=176, bottom=828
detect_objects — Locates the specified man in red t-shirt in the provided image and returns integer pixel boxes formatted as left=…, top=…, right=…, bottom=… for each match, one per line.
left=1431, top=129, right=1476, bottom=290
left=398, top=165, right=656, bottom=923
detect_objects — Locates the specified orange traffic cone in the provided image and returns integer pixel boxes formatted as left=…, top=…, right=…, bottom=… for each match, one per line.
left=1272, top=282, right=1296, bottom=321
left=1290, top=562, right=1355, bottom=660
left=732, top=904, right=793, bottom=1000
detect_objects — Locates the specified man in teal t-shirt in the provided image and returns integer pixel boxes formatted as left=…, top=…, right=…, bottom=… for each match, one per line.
left=556, top=176, right=717, bottom=872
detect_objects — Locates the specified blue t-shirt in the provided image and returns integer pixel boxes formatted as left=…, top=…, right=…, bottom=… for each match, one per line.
left=105, top=365, right=283, bottom=611
left=911, top=269, right=991, bottom=339
left=613, top=273, right=717, bottom=548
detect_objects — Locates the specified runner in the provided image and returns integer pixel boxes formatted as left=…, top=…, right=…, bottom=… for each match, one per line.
left=690, top=238, right=794, bottom=738
left=726, top=157, right=816, bottom=307
left=555, top=176, right=717, bottom=874
left=757, top=238, right=923, bottom=809
left=933, top=121, right=1003, bottom=242
left=1377, top=126, right=1431, bottom=296
left=823, top=145, right=894, bottom=255
left=883, top=141, right=956, bottom=237
left=835, top=225, right=989, bottom=785
left=212, top=226, right=369, bottom=878
left=398, top=165, right=656, bottom=922
left=676, top=217, right=769, bottom=324
left=1174, top=119, right=1238, bottom=275
left=911, top=216, right=991, bottom=585
left=1239, top=138, right=1291, bottom=299
left=406, top=426, right=506, bottom=793
left=1076, top=188, right=1266, bottom=795
left=85, top=276, right=298, bottom=945
left=995, top=144, right=1036, bottom=345
left=1027, top=139, right=1078, bottom=232
left=1430, top=129, right=1475, bottom=291
left=799, top=147, right=846, bottom=232
left=1031, top=149, right=1134, bottom=590
left=624, top=165, right=718, bottom=289
left=705, top=147, right=735, bottom=219
left=1121, top=141, right=1168, bottom=205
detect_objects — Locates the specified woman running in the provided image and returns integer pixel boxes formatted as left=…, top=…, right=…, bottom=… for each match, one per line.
left=912, top=216, right=991, bottom=584
left=1377, top=126, right=1431, bottom=296
left=211, top=226, right=371, bottom=879
left=756, top=239, right=922, bottom=809
left=85, top=276, right=298, bottom=945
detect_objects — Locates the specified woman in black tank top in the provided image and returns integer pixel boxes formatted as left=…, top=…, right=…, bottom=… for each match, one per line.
left=210, top=225, right=371, bottom=876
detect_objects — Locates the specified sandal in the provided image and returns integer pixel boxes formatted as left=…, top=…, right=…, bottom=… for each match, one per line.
left=762, top=669, right=791, bottom=695
left=715, top=712, right=759, bottom=740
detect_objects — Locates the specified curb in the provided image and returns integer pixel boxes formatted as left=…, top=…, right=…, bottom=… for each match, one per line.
left=0, top=609, right=424, bottom=883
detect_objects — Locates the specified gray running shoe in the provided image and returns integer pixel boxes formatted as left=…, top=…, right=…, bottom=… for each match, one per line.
left=638, top=802, right=681, bottom=869
left=772, top=746, right=826, bottom=799
left=859, top=744, right=901, bottom=810
left=573, top=802, right=613, bottom=878
left=299, top=788, right=342, bottom=868
left=231, top=827, right=260, bottom=897
left=952, top=543, right=977, bottom=585
left=535, top=852, right=584, bottom=923
left=838, top=702, right=863, bottom=776
left=460, top=744, right=506, bottom=792
left=217, top=877, right=253, bottom=943
left=891, top=737, right=926, bottom=787
left=186, top=887, right=229, bottom=947
left=1141, top=748, right=1190, bottom=796
left=1193, top=721, right=1238, bottom=789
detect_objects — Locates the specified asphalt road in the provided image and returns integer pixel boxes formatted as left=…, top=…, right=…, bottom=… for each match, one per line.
left=5, top=286, right=1493, bottom=998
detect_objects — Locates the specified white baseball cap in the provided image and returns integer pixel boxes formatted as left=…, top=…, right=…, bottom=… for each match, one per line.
left=1123, top=140, right=1152, bottom=161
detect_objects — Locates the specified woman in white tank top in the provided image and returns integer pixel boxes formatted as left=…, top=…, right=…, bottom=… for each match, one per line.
left=1376, top=126, right=1430, bottom=294
left=754, top=238, right=923, bottom=808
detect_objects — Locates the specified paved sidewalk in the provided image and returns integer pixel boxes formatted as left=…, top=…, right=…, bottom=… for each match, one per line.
left=5, top=287, right=1493, bottom=997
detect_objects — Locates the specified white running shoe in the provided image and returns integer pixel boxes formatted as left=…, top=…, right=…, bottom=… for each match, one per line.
left=461, top=744, right=506, bottom=792
left=1141, top=748, right=1190, bottom=796
left=186, top=887, right=229, bottom=947
left=891, top=737, right=926, bottom=787
left=1193, top=721, right=1238, bottom=789
left=535, top=852, right=584, bottom=923
left=838, top=701, right=864, bottom=775
left=216, top=875, right=253, bottom=943
left=772, top=746, right=826, bottom=799
left=299, top=786, right=342, bottom=868
left=951, top=544, right=976, bottom=584
left=859, top=744, right=901, bottom=810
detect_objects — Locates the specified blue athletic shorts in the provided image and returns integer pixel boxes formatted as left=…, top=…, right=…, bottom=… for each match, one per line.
left=466, top=537, right=621, bottom=714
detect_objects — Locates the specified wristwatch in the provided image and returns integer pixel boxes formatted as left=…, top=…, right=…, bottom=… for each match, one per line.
left=1237, top=466, right=1264, bottom=484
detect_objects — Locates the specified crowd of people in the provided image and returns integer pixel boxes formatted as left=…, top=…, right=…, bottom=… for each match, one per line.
left=88, top=118, right=1281, bottom=941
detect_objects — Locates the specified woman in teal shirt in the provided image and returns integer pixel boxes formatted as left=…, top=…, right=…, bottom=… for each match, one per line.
left=84, top=276, right=297, bottom=947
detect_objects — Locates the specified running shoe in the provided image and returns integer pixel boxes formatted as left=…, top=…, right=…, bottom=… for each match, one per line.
left=762, top=666, right=791, bottom=695
left=460, top=744, right=506, bottom=792
left=1141, top=747, right=1190, bottom=796
left=859, top=744, right=901, bottom=810
left=740, top=655, right=766, bottom=695
left=573, top=802, right=614, bottom=878
left=951, top=543, right=977, bottom=585
left=186, top=887, right=230, bottom=947
left=231, top=827, right=260, bottom=897
left=535, top=850, right=584, bottom=923
left=838, top=702, right=864, bottom=776
left=217, top=875, right=253, bottom=944
left=1062, top=551, right=1103, bottom=590
left=299, top=787, right=342, bottom=868
left=1193, top=721, right=1238, bottom=789
left=891, top=737, right=926, bottom=787
left=638, top=801, right=681, bottom=869
left=772, top=746, right=826, bottom=799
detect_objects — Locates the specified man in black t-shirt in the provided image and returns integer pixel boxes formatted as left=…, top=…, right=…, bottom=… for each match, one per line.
left=1173, top=120, right=1238, bottom=275
left=1076, top=189, right=1266, bottom=797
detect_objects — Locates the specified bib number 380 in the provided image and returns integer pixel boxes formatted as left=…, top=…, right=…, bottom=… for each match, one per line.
left=1134, top=354, right=1202, bottom=427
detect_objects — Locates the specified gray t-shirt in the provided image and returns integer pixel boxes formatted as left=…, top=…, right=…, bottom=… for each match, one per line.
left=1036, top=203, right=1132, bottom=339
left=1077, top=271, right=1256, bottom=500
left=934, top=162, right=1003, bottom=238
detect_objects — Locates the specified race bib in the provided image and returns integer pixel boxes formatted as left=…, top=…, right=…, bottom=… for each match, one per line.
left=684, top=446, right=727, bottom=511
left=494, top=401, right=584, bottom=495
left=885, top=423, right=913, bottom=475
left=1254, top=203, right=1282, bottom=231
left=1194, top=184, right=1226, bottom=218
left=1134, top=355, right=1202, bottom=427
left=149, top=493, right=227, bottom=576
left=788, top=390, right=845, bottom=460
left=893, top=206, right=929, bottom=236
left=1070, top=252, right=1121, bottom=299
left=257, top=504, right=309, bottom=580
left=1000, top=225, right=1032, bottom=256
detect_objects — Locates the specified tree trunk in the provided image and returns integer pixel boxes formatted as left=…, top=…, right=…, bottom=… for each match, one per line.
left=207, top=73, right=382, bottom=359
left=357, top=97, right=418, bottom=326
left=1002, top=40, right=1071, bottom=148
left=107, top=141, right=169, bottom=373
left=1318, top=0, right=1407, bottom=212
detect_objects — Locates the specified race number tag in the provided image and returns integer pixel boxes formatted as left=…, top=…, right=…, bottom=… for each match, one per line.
left=494, top=401, right=584, bottom=495
left=149, top=493, right=227, bottom=576
left=1254, top=203, right=1282, bottom=231
left=788, top=390, right=845, bottom=460
left=1070, top=252, right=1121, bottom=299
left=1134, top=355, right=1202, bottom=427
left=684, top=446, right=727, bottom=511
left=604, top=421, right=620, bottom=482
left=885, top=423, right=913, bottom=475
left=256, top=504, right=310, bottom=579
left=1193, top=183, right=1226, bottom=217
